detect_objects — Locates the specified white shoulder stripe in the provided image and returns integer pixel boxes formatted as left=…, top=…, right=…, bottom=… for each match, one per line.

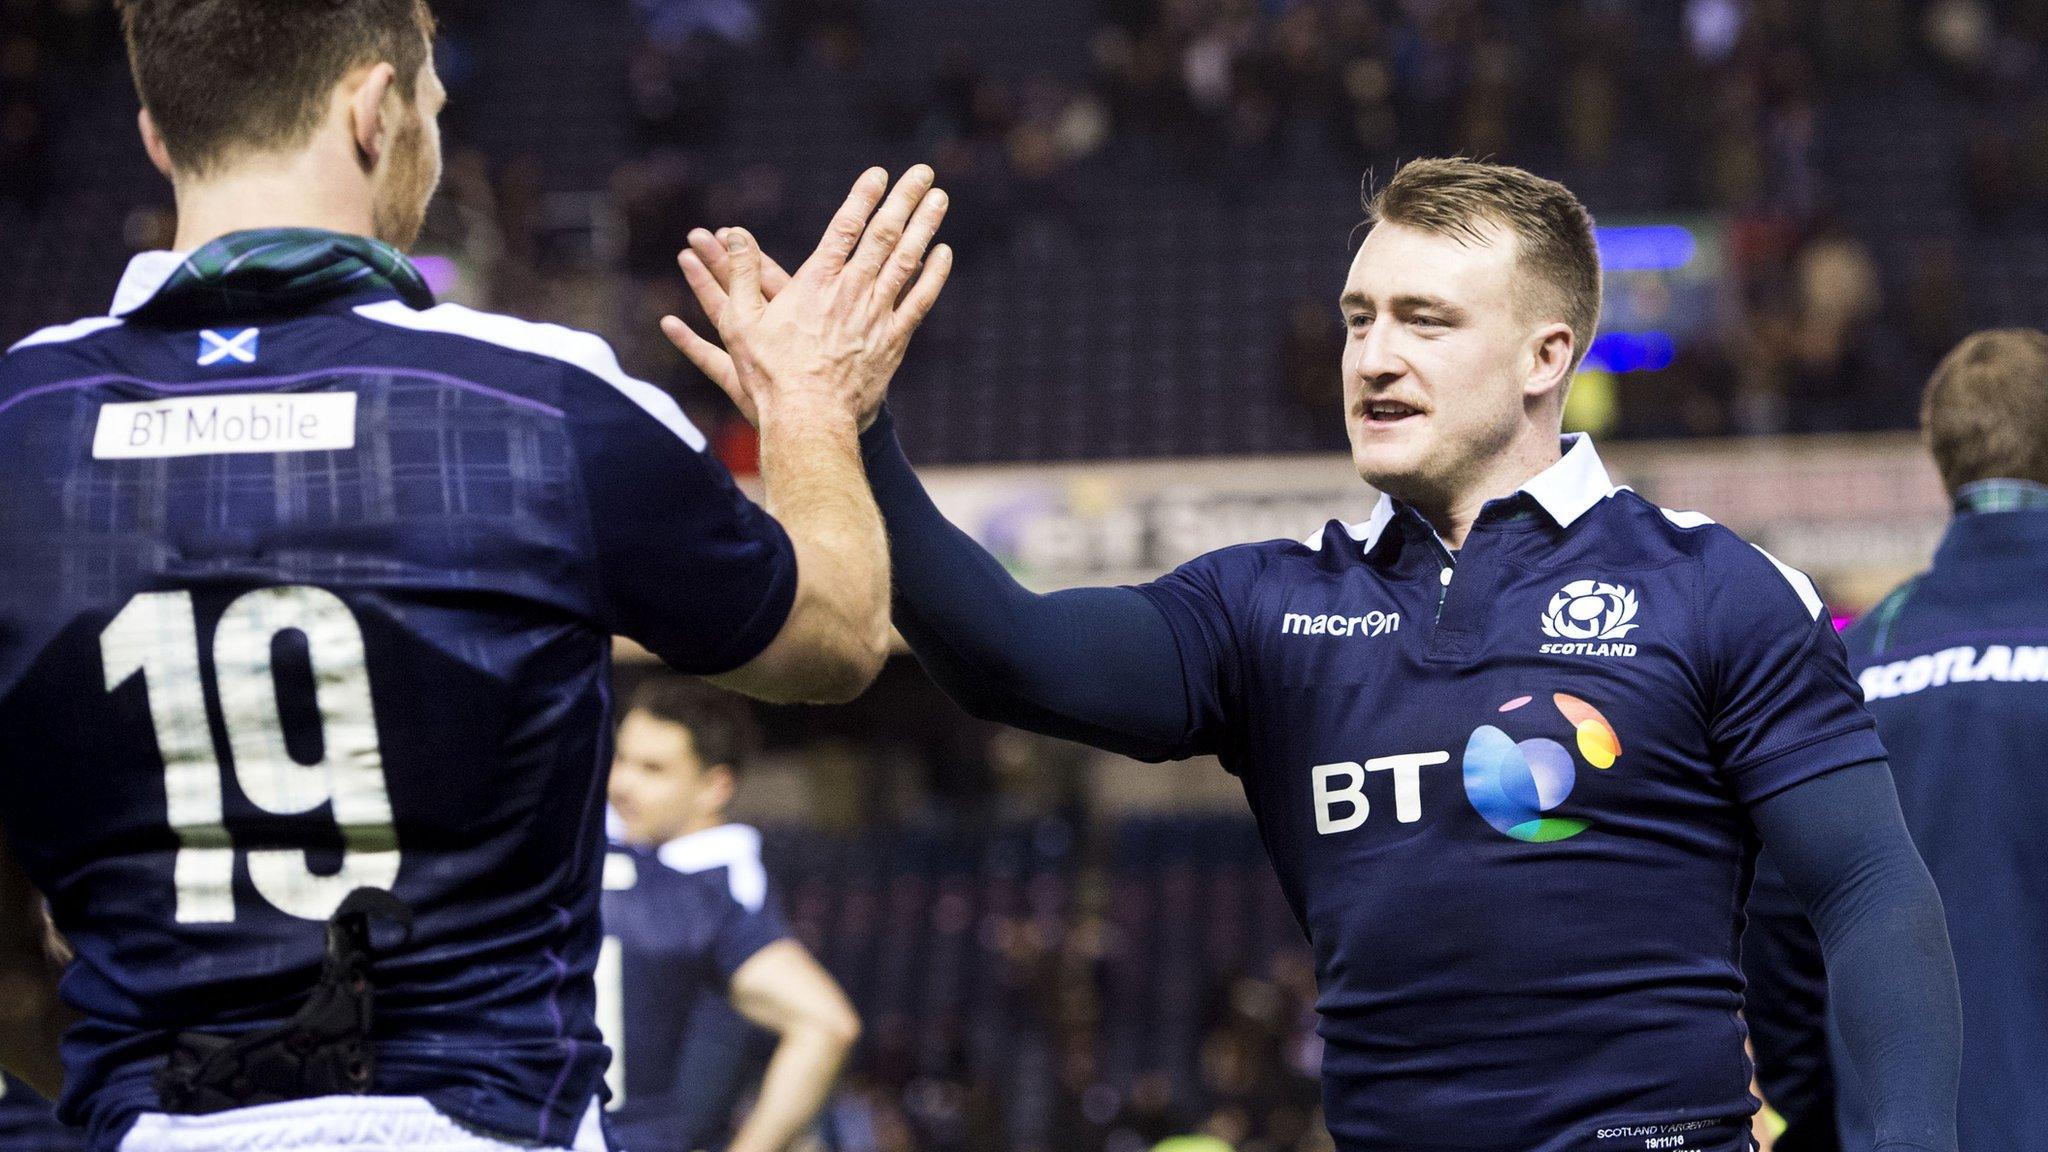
left=1658, top=508, right=1715, bottom=530
left=656, top=824, right=768, bottom=911
left=353, top=301, right=706, bottom=450
left=1660, top=507, right=1824, bottom=620
left=7, top=316, right=124, bottom=353
left=1751, top=544, right=1825, bottom=620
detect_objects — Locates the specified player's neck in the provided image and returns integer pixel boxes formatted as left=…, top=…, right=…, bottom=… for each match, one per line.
left=168, top=152, right=376, bottom=253
left=1410, top=428, right=1564, bottom=551
left=676, top=814, right=726, bottom=840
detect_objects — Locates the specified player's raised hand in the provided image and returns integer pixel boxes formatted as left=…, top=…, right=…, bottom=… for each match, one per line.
left=662, top=165, right=953, bottom=429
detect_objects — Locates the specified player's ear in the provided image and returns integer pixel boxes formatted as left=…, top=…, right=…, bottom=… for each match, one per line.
left=705, top=765, right=738, bottom=813
left=346, top=62, right=400, bottom=171
left=138, top=108, right=175, bottom=180
left=1524, top=321, right=1576, bottom=405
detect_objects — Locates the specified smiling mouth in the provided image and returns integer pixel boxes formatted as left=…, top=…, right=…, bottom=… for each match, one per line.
left=1359, top=400, right=1423, bottom=425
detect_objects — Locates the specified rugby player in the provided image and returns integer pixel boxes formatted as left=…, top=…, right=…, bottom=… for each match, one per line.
left=1747, top=329, right=2048, bottom=1152
left=602, top=676, right=858, bottom=1152
left=0, top=1, right=948, bottom=1150
left=674, top=159, right=1961, bottom=1152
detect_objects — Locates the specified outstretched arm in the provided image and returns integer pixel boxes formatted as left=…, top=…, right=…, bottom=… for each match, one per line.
left=674, top=231, right=1198, bottom=760
left=1749, top=762, right=1959, bottom=1152
left=861, top=408, right=1194, bottom=759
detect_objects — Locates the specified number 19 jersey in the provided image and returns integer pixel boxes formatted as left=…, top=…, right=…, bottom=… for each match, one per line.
left=0, top=252, right=798, bottom=1151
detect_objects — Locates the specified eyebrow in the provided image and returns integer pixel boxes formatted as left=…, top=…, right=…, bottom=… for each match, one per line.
left=1338, top=292, right=1469, bottom=319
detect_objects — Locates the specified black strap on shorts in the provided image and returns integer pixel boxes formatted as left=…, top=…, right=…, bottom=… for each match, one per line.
left=154, top=887, right=414, bottom=1114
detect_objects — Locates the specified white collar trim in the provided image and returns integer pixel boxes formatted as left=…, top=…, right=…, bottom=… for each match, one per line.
left=654, top=822, right=762, bottom=874
left=1353, top=433, right=1618, bottom=553
left=110, top=250, right=193, bottom=318
left=655, top=823, right=767, bottom=911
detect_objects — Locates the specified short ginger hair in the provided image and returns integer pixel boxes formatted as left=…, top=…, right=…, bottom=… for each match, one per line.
left=1921, top=329, right=2048, bottom=494
left=1366, top=158, right=1603, bottom=371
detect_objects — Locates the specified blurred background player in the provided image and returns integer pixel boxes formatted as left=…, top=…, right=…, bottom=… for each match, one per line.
left=603, top=675, right=860, bottom=1152
left=1747, top=328, right=2048, bottom=1152
left=677, top=156, right=1961, bottom=1152
left=0, top=2, right=949, bottom=1151
left=0, top=1074, right=81, bottom=1152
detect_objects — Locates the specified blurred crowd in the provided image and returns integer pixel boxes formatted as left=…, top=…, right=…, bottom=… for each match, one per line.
left=18, top=0, right=2048, bottom=457
left=1070, top=0, right=2042, bottom=439
left=400, top=0, right=2048, bottom=465
left=0, top=0, right=106, bottom=213
left=822, top=907, right=1328, bottom=1152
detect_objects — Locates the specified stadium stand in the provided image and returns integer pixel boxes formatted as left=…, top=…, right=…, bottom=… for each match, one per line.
left=761, top=815, right=1320, bottom=1152
left=11, top=0, right=2048, bottom=462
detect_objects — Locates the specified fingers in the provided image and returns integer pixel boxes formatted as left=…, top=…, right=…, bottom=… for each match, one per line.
left=660, top=314, right=756, bottom=424
left=890, top=243, right=953, bottom=342
left=660, top=314, right=733, bottom=385
left=722, top=228, right=763, bottom=323
left=678, top=247, right=729, bottom=325
left=802, top=167, right=889, bottom=278
left=690, top=228, right=794, bottom=302
left=874, top=187, right=948, bottom=307
left=688, top=228, right=729, bottom=285
left=761, top=250, right=793, bottom=298
left=845, top=165, right=936, bottom=286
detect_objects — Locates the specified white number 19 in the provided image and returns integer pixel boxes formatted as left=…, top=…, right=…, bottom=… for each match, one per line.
left=100, top=586, right=400, bottom=923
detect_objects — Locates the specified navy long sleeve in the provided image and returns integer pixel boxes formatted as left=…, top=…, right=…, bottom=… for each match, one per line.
left=1748, top=761, right=1961, bottom=1152
left=1739, top=851, right=1840, bottom=1150
left=861, top=409, right=1193, bottom=760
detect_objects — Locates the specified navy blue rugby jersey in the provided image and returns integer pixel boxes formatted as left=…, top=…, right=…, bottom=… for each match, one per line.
left=1826, top=493, right=2048, bottom=1152
left=0, top=1075, right=81, bottom=1152
left=598, top=825, right=788, bottom=1152
left=0, top=253, right=798, bottom=1149
left=1130, top=434, right=1884, bottom=1152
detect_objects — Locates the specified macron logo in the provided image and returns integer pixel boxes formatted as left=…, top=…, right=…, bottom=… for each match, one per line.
left=1281, top=610, right=1401, bottom=638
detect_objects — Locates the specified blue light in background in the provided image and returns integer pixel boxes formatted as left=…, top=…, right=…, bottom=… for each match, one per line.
left=1584, top=331, right=1677, bottom=373
left=1595, top=225, right=1697, bottom=271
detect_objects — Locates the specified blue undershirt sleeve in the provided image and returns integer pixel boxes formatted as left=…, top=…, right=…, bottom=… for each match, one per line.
left=1738, top=851, right=1837, bottom=1143
left=1747, top=760, right=1960, bottom=1152
left=860, top=408, right=1196, bottom=761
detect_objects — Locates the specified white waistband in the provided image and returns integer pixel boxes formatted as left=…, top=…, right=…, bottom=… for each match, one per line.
left=119, top=1095, right=607, bottom=1152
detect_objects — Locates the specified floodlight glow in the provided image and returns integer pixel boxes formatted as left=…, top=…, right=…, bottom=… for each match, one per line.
left=1585, top=331, right=1676, bottom=373
left=1596, top=225, right=1697, bottom=271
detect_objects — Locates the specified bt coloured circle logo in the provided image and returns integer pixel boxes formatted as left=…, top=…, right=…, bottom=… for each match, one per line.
left=1461, top=693, right=1623, bottom=843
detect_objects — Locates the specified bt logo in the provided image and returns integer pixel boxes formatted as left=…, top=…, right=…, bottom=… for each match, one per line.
left=1312, top=693, right=1624, bottom=842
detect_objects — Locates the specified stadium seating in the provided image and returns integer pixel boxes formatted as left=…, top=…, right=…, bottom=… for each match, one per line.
left=763, top=815, right=1308, bottom=1127
left=13, top=0, right=2048, bottom=457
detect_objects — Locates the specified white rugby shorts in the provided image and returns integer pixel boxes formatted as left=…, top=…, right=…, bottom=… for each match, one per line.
left=119, top=1095, right=607, bottom=1152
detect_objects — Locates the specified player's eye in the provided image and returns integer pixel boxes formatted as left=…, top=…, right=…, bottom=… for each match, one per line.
left=1411, top=315, right=1447, bottom=330
left=1347, top=314, right=1372, bottom=331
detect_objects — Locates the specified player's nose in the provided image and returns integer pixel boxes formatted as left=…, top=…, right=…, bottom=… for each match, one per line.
left=1351, top=319, right=1406, bottom=387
